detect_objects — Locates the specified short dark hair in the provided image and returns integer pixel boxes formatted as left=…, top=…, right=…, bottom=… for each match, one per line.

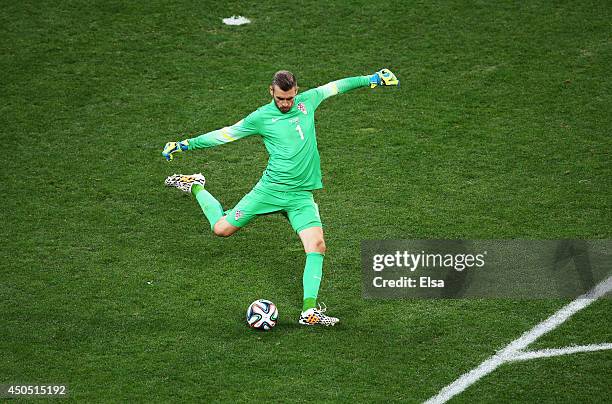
left=271, top=70, right=297, bottom=91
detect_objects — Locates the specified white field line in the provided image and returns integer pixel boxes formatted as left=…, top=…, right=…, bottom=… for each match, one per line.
left=510, top=343, right=612, bottom=362
left=424, top=275, right=612, bottom=404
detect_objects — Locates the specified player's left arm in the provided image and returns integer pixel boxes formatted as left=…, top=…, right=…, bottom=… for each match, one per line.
left=308, top=68, right=399, bottom=108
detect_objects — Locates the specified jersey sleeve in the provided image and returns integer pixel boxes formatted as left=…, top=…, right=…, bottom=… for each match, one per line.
left=306, top=75, right=371, bottom=109
left=186, top=111, right=260, bottom=149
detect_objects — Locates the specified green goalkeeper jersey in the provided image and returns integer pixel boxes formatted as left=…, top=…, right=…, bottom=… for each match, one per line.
left=187, top=75, right=370, bottom=191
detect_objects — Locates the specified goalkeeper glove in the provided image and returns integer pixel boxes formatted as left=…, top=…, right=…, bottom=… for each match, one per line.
left=369, top=68, right=400, bottom=88
left=162, top=140, right=189, bottom=161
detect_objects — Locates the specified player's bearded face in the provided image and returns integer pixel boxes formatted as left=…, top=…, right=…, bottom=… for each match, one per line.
left=270, top=85, right=298, bottom=114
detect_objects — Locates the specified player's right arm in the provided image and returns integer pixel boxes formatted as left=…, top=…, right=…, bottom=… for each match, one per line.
left=162, top=111, right=260, bottom=161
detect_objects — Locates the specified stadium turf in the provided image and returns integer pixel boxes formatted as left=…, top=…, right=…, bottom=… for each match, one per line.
left=1, top=0, right=610, bottom=401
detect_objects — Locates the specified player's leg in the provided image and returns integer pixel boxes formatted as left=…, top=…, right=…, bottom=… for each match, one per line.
left=192, top=184, right=226, bottom=232
left=219, top=185, right=284, bottom=237
left=211, top=216, right=240, bottom=237
left=299, top=225, right=327, bottom=254
left=164, top=173, right=240, bottom=236
left=287, top=194, right=339, bottom=326
left=299, top=226, right=326, bottom=310
left=297, top=226, right=338, bottom=326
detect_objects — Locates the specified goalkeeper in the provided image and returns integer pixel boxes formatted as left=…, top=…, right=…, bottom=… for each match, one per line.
left=162, top=69, right=399, bottom=326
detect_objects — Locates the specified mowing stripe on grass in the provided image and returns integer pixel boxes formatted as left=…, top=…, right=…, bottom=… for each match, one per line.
left=425, top=275, right=612, bottom=404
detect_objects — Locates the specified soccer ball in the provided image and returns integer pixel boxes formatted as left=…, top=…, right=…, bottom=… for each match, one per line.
left=246, top=299, right=278, bottom=330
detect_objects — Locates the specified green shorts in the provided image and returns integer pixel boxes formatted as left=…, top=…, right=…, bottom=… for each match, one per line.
left=225, top=184, right=322, bottom=233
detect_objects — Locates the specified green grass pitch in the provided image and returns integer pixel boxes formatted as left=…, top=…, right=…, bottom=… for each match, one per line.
left=1, top=0, right=610, bottom=402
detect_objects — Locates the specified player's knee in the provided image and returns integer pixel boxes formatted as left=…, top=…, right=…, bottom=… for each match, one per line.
left=308, top=237, right=326, bottom=254
left=213, top=227, right=233, bottom=237
left=213, top=221, right=237, bottom=237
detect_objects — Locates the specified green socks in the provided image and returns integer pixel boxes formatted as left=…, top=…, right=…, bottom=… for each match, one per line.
left=191, top=184, right=224, bottom=230
left=303, top=252, right=324, bottom=311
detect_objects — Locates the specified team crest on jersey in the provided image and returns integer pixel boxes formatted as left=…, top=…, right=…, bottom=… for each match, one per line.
left=235, top=210, right=243, bottom=221
left=297, top=102, right=307, bottom=115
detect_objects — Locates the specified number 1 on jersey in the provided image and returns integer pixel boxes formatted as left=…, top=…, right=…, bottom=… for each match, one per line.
left=296, top=124, right=304, bottom=140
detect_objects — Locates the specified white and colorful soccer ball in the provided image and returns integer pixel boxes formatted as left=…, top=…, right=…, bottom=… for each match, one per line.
left=246, top=299, right=278, bottom=330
